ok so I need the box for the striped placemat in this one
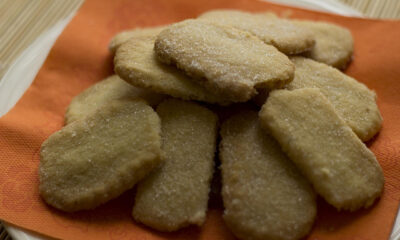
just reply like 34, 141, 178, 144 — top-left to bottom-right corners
0, 0, 399, 239
340, 0, 400, 18
0, 0, 83, 82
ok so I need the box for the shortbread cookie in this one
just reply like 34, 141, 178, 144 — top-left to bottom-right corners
114, 36, 231, 105
220, 111, 316, 240
65, 75, 165, 124
198, 10, 315, 55
292, 20, 353, 69
109, 25, 165, 53
155, 19, 294, 102
133, 99, 218, 231
259, 89, 384, 211
39, 99, 162, 212
287, 57, 382, 141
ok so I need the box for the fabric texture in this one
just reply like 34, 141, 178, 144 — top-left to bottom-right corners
0, 0, 399, 239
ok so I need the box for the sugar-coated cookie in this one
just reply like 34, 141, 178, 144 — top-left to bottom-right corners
109, 25, 165, 53
259, 89, 384, 211
65, 75, 165, 124
199, 10, 315, 55
220, 110, 316, 240
40, 99, 162, 212
287, 57, 382, 141
133, 99, 218, 231
292, 20, 353, 69
114, 36, 231, 105
155, 19, 294, 102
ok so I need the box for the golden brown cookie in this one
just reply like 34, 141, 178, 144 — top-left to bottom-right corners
292, 20, 353, 69
65, 75, 165, 124
287, 57, 382, 141
198, 10, 315, 55
220, 110, 316, 240
133, 99, 218, 231
114, 36, 231, 105
109, 25, 166, 53
155, 19, 294, 102
259, 88, 384, 211
40, 99, 162, 212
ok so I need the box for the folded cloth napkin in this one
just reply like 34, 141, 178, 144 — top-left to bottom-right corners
0, 0, 399, 239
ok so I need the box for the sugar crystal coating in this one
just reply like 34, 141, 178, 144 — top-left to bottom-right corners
40, 99, 162, 212
259, 88, 384, 211
292, 20, 353, 69
220, 110, 316, 240
287, 57, 382, 141
114, 36, 231, 105
133, 99, 218, 231
65, 75, 165, 124
109, 25, 166, 53
155, 19, 294, 102
199, 10, 315, 55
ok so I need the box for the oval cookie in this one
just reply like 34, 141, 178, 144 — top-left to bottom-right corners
259, 89, 384, 211
287, 57, 382, 141
114, 36, 231, 105
292, 20, 353, 69
65, 75, 165, 124
155, 19, 294, 102
133, 99, 218, 231
109, 25, 166, 53
220, 111, 316, 240
198, 9, 315, 55
39, 99, 162, 212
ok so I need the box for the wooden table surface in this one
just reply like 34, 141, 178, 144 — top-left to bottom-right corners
0, 0, 399, 239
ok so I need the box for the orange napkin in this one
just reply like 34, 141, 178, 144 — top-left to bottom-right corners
0, 0, 400, 239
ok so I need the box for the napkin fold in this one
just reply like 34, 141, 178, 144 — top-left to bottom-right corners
0, 0, 399, 239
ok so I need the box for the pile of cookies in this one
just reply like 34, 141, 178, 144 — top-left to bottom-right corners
39, 10, 384, 240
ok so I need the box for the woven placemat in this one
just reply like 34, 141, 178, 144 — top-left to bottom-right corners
0, 0, 399, 239
340, 0, 400, 18
0, 0, 83, 82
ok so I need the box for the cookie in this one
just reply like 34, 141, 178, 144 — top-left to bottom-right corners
39, 99, 162, 212
114, 36, 231, 105
133, 99, 218, 231
220, 111, 316, 240
287, 57, 382, 141
259, 88, 384, 211
198, 10, 315, 55
109, 25, 165, 53
65, 75, 165, 124
292, 20, 353, 69
155, 19, 294, 102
